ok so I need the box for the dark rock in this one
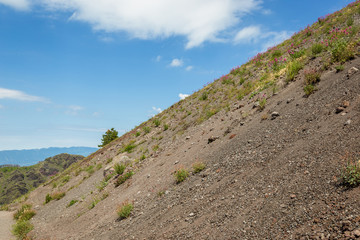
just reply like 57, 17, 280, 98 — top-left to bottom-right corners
208, 136, 219, 144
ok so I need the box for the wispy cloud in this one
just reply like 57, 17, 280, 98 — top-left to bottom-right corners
152, 106, 162, 113
185, 66, 193, 71
65, 105, 83, 115
0, 0, 30, 11
60, 126, 107, 133
155, 55, 162, 62
0, 87, 49, 103
170, 58, 183, 67
234, 25, 293, 51
179, 93, 189, 100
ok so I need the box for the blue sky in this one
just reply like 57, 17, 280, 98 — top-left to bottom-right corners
0, 0, 353, 150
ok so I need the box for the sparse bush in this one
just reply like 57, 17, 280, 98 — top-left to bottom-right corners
98, 128, 118, 147
163, 124, 169, 131
67, 199, 78, 207
304, 69, 321, 85
14, 204, 32, 220
286, 60, 303, 82
311, 43, 323, 55
106, 158, 113, 164
331, 39, 354, 63
347, 17, 354, 26
12, 220, 34, 240
62, 175, 70, 184
117, 202, 133, 219
193, 162, 205, 173
97, 180, 108, 191
51, 191, 66, 201
341, 159, 360, 187
114, 163, 126, 175
96, 164, 102, 170
115, 171, 134, 187
140, 154, 146, 161
121, 141, 137, 153
135, 131, 141, 137
174, 168, 189, 183
85, 165, 95, 175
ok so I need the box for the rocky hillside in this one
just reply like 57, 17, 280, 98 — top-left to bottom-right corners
0, 153, 84, 205
10, 1, 360, 239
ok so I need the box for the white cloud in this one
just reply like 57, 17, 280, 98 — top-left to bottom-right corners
170, 58, 183, 67
186, 66, 193, 71
234, 25, 261, 43
152, 106, 162, 114
234, 25, 293, 51
99, 36, 114, 42
0, 87, 49, 102
66, 105, 83, 115
0, 0, 30, 11
179, 93, 189, 100
18, 0, 261, 48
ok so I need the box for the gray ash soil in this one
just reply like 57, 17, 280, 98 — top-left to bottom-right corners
26, 56, 360, 239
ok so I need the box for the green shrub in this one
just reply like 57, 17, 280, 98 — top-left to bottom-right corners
85, 165, 95, 175
97, 180, 108, 191
341, 160, 360, 187
135, 131, 141, 137
163, 124, 169, 131
331, 39, 354, 63
303, 84, 316, 96
62, 175, 70, 183
153, 119, 161, 127
347, 17, 354, 26
115, 171, 134, 187
45, 193, 52, 204
290, 49, 305, 59
117, 202, 133, 219
67, 199, 78, 207
12, 220, 34, 239
200, 92, 208, 101
286, 60, 303, 82
143, 126, 151, 134
311, 43, 323, 55
114, 163, 126, 175
89, 198, 100, 209
271, 49, 282, 59
174, 168, 189, 183
193, 162, 205, 173
98, 128, 118, 147
140, 154, 146, 161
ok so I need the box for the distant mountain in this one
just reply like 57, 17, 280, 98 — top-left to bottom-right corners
0, 153, 84, 205
0, 147, 98, 166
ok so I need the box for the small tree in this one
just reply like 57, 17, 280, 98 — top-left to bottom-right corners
98, 128, 118, 147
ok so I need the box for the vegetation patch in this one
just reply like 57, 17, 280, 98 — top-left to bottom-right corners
341, 158, 360, 187
115, 171, 134, 187
12, 204, 36, 240
192, 162, 205, 173
117, 202, 133, 220
174, 168, 189, 183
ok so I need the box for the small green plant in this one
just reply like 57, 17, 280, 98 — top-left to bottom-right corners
140, 154, 146, 161
347, 17, 354, 26
89, 198, 100, 209
135, 131, 141, 137
97, 180, 108, 191
258, 97, 266, 111
85, 165, 95, 175
121, 141, 137, 153
117, 202, 133, 220
14, 204, 33, 220
174, 168, 189, 183
45, 193, 52, 204
163, 124, 169, 131
143, 126, 151, 134
311, 43, 323, 55
341, 160, 360, 187
96, 163, 102, 170
115, 171, 134, 187
106, 158, 113, 164
152, 145, 159, 152
153, 118, 161, 127
114, 163, 126, 175
303, 84, 316, 96
286, 60, 303, 82
158, 191, 165, 197
192, 162, 205, 173
62, 175, 70, 184
335, 65, 345, 72
67, 199, 78, 207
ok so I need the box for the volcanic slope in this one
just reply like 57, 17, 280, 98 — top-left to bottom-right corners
13, 2, 360, 239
